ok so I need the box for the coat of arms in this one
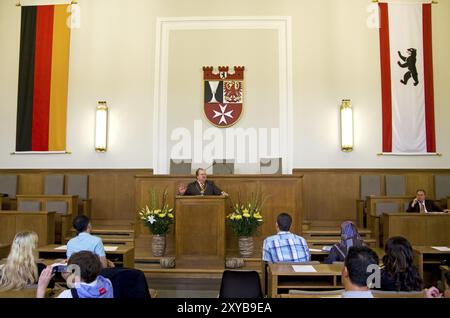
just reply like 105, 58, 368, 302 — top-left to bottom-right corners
203, 66, 244, 127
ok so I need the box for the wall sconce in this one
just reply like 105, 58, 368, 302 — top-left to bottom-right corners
95, 101, 108, 152
340, 99, 353, 152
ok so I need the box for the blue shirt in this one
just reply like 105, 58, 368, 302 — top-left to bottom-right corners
67, 232, 106, 258
262, 231, 310, 263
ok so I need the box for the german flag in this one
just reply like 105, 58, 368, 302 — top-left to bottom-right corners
16, 5, 71, 152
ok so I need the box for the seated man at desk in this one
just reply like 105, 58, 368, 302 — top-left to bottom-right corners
262, 213, 310, 263
177, 168, 228, 196
67, 215, 114, 269
406, 189, 447, 213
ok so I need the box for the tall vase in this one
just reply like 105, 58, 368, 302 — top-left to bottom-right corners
152, 234, 166, 257
238, 236, 254, 258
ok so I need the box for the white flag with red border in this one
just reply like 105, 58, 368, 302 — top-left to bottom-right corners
379, 1, 436, 153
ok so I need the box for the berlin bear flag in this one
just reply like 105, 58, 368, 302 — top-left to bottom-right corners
379, 2, 436, 154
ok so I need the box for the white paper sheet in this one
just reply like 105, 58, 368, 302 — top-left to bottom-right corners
54, 245, 67, 250
104, 246, 119, 252
292, 265, 317, 273
431, 246, 450, 252
309, 249, 323, 252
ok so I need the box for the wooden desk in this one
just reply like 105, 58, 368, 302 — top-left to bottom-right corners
267, 263, 343, 298
309, 246, 385, 263
382, 213, 450, 246
0, 211, 55, 247
366, 196, 412, 246
38, 244, 135, 268
175, 196, 226, 265
16, 195, 78, 243
413, 246, 450, 288
261, 247, 384, 296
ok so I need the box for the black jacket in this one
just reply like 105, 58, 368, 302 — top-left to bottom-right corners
100, 268, 151, 299
406, 200, 443, 213
184, 180, 223, 196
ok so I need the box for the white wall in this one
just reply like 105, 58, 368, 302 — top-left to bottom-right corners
0, 0, 449, 170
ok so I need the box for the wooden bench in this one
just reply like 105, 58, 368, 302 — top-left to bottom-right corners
16, 195, 78, 243
303, 229, 372, 240
307, 238, 377, 248
64, 227, 135, 246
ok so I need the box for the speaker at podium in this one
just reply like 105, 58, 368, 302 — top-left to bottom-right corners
212, 159, 234, 175
170, 159, 192, 175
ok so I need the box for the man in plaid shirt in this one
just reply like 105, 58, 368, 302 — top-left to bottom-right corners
262, 213, 310, 263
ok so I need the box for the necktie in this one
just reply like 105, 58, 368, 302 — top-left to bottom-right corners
419, 202, 425, 213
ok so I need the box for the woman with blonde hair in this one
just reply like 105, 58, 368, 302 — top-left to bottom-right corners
0, 231, 49, 291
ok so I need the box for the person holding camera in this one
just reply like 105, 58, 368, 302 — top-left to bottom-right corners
37, 251, 113, 298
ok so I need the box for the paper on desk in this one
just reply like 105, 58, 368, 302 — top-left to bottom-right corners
292, 265, 317, 273
104, 246, 119, 252
431, 246, 450, 252
309, 248, 322, 252
54, 245, 67, 250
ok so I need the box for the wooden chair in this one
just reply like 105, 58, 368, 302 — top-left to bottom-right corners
357, 175, 381, 227
260, 158, 282, 174
0, 287, 52, 298
385, 175, 406, 196
0, 174, 18, 210
44, 175, 65, 195
170, 159, 192, 175
67, 175, 91, 218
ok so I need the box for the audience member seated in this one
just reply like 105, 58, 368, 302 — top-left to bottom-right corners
262, 212, 310, 263
324, 221, 364, 264
67, 215, 114, 268
425, 271, 450, 298
378, 236, 423, 292
37, 251, 113, 298
341, 246, 379, 298
406, 189, 444, 213
0, 231, 54, 291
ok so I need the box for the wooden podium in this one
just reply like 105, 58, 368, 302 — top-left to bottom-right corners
175, 196, 226, 266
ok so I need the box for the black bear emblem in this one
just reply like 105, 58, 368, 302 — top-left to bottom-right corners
398, 48, 419, 86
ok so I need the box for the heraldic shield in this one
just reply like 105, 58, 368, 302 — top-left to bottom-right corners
203, 66, 244, 128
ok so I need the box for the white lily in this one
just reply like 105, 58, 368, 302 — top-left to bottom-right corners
148, 215, 156, 224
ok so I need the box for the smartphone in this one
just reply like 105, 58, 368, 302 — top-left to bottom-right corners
51, 265, 68, 274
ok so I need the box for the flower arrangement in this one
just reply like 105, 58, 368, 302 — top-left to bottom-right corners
139, 188, 174, 235
226, 189, 267, 237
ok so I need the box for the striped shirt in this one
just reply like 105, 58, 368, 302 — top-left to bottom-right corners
262, 231, 310, 263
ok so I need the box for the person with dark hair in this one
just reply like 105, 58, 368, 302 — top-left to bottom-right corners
262, 213, 310, 263
66, 215, 114, 268
324, 221, 365, 264
406, 189, 445, 213
342, 246, 379, 298
378, 236, 423, 292
177, 168, 228, 196
425, 271, 450, 298
37, 251, 114, 298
